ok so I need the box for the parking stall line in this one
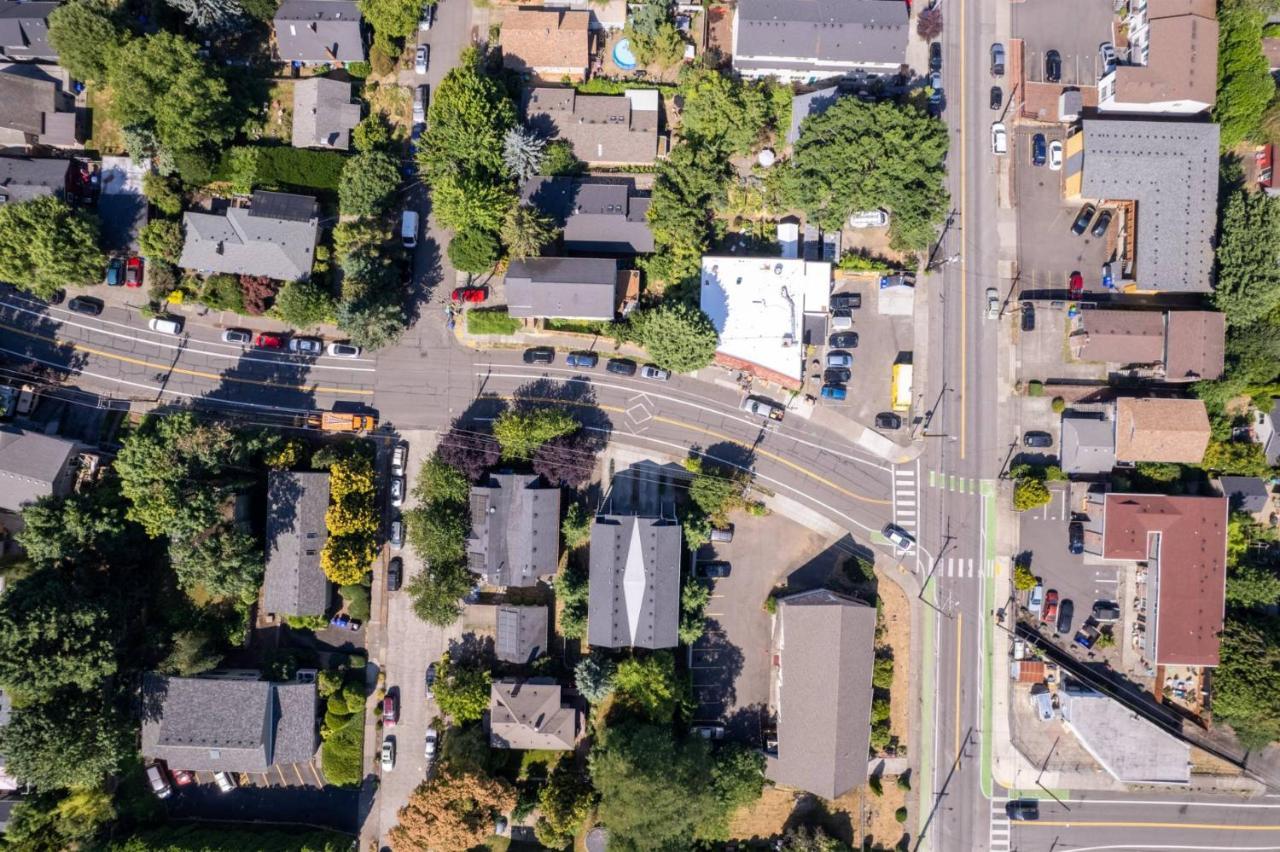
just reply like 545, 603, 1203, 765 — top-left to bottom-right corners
274, 765, 288, 786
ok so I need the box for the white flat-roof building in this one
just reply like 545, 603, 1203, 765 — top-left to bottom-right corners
1059, 686, 1190, 785
700, 255, 832, 387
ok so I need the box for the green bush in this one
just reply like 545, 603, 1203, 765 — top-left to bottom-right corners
466, 307, 522, 335
1050, 396, 1066, 414
200, 273, 245, 312
217, 146, 346, 193
868, 774, 883, 796
763, 594, 777, 614
284, 614, 329, 631
347, 61, 372, 78
895, 807, 908, 823
320, 714, 364, 787
1013, 477, 1051, 512
1027, 380, 1044, 397
340, 583, 371, 622
447, 228, 501, 274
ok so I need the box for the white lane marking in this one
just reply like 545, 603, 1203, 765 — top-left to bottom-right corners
967, 559, 974, 578
1063, 800, 1280, 810
1062, 846, 1280, 852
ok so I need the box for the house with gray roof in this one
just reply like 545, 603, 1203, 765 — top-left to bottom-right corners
291, 77, 360, 150
1258, 399, 1280, 466
0, 68, 78, 146
587, 512, 682, 649
732, 0, 910, 83
263, 471, 330, 618
1060, 416, 1117, 477
767, 589, 877, 799
521, 177, 654, 254
0, 2, 57, 62
467, 473, 560, 588
505, 257, 620, 320
179, 191, 319, 282
1068, 119, 1219, 293
0, 425, 78, 513
787, 85, 841, 145
273, 0, 365, 64
0, 155, 68, 203
486, 679, 582, 751
524, 88, 660, 166
1217, 476, 1271, 522
496, 605, 549, 664
140, 674, 317, 772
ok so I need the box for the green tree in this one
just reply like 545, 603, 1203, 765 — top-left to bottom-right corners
1203, 439, 1270, 477
138, 219, 184, 264
554, 560, 590, 639
707, 744, 766, 835
358, 0, 426, 43
0, 196, 104, 299
169, 525, 263, 600
0, 695, 132, 789
417, 46, 516, 186
534, 761, 597, 849
352, 112, 393, 152
107, 31, 236, 153
677, 68, 785, 156
561, 502, 592, 549
1212, 612, 1280, 748
1215, 3, 1276, 148
541, 140, 584, 177
47, 0, 124, 82
1226, 514, 1280, 608
339, 151, 401, 216
679, 580, 711, 645
17, 490, 128, 566
573, 653, 616, 704
492, 408, 579, 461
782, 97, 949, 251
446, 228, 501, 274
335, 294, 408, 351
432, 173, 515, 232
273, 278, 337, 327
433, 652, 491, 723
501, 202, 557, 260
627, 302, 719, 372
1013, 562, 1038, 591
645, 143, 730, 286
1012, 477, 1051, 512
142, 173, 185, 216
614, 651, 682, 723
161, 627, 224, 676
777, 827, 853, 852
1214, 189, 1280, 328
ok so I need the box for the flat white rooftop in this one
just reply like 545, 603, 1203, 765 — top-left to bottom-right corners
1060, 688, 1190, 785
700, 255, 831, 383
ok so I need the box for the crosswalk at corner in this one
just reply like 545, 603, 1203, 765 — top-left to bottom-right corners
989, 802, 1011, 852
892, 465, 918, 534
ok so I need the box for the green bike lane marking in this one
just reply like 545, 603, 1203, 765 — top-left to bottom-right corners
918, 573, 936, 842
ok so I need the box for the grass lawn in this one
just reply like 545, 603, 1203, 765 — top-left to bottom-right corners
466, 308, 522, 336
87, 83, 125, 154
544, 318, 616, 336
261, 80, 295, 142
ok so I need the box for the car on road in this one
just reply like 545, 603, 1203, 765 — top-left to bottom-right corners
820, 384, 847, 401
1031, 133, 1046, 167
391, 442, 407, 476
425, 663, 437, 697
1041, 589, 1059, 625
380, 739, 395, 772
414, 44, 429, 74
1045, 49, 1062, 83
1007, 800, 1039, 821
390, 477, 405, 508
1049, 140, 1063, 170
1101, 262, 1114, 290
67, 296, 104, 316
640, 365, 670, 381
929, 70, 943, 92
693, 725, 726, 740
929, 41, 942, 72
985, 287, 1000, 320
125, 256, 144, 287
824, 367, 851, 384
451, 287, 487, 303
425, 730, 438, 760
390, 518, 404, 548
382, 693, 398, 727
848, 209, 889, 228
882, 524, 915, 552
928, 87, 943, 116
289, 337, 323, 355
710, 525, 734, 542
146, 762, 172, 799
695, 561, 731, 579
1056, 598, 1075, 634
1021, 301, 1035, 332
1029, 584, 1045, 617
830, 292, 861, 310
105, 256, 124, 286
213, 771, 236, 793
990, 42, 1005, 75
1092, 601, 1121, 622
1090, 209, 1113, 238
829, 332, 859, 348
742, 396, 785, 420
990, 86, 1002, 111
566, 351, 598, 368
830, 311, 853, 331
1069, 271, 1084, 297
256, 332, 285, 350
991, 122, 1007, 155
413, 86, 427, 123
419, 3, 433, 29
387, 556, 403, 591
826, 352, 853, 368
1099, 41, 1117, 75
607, 358, 637, 376
328, 342, 362, 358
149, 316, 183, 335
875, 412, 902, 430
1071, 204, 1096, 236
402, 209, 419, 249
524, 347, 554, 365
1023, 430, 1053, 448
223, 328, 252, 345
1068, 521, 1084, 555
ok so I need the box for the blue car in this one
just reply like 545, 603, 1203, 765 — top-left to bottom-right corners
104, 256, 124, 286
820, 385, 847, 401
566, 351, 598, 368
1031, 133, 1047, 167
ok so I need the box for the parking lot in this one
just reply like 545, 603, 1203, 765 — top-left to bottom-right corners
1016, 301, 1108, 387
183, 762, 326, 790
1013, 0, 1117, 87
165, 772, 359, 833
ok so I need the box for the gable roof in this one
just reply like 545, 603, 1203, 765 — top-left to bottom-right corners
0, 155, 67, 203
734, 0, 909, 76
1078, 120, 1218, 293
487, 679, 581, 750
140, 674, 317, 772
521, 177, 655, 254
1114, 397, 1210, 464
787, 86, 841, 145
179, 191, 319, 282
766, 589, 877, 799
0, 1, 57, 61
263, 471, 331, 617
466, 473, 561, 588
525, 88, 659, 165
1073, 310, 1165, 365
587, 514, 682, 649
274, 0, 364, 62
1060, 417, 1117, 476
505, 256, 619, 320
0, 70, 76, 145
1218, 476, 1269, 516
495, 605, 549, 664
1102, 494, 1227, 666
1112, 1, 1217, 110
501, 8, 590, 75
291, 77, 360, 149
1164, 311, 1225, 381
0, 425, 76, 512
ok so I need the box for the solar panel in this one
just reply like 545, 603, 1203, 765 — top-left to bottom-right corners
497, 608, 520, 658
249, 190, 317, 222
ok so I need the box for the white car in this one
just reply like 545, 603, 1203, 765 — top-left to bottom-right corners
289, 337, 323, 355
1048, 140, 1063, 171
882, 524, 915, 552
148, 316, 183, 335
415, 44, 429, 74
418, 3, 433, 30
425, 730, 438, 759
991, 122, 1007, 155
986, 287, 1000, 320
390, 477, 405, 508
222, 328, 252, 345
213, 771, 236, 793
1099, 41, 1117, 76
391, 443, 407, 477
380, 739, 395, 772
826, 352, 853, 368
848, 209, 889, 229
1028, 583, 1044, 616
830, 311, 853, 331
640, 365, 670, 381
327, 341, 362, 358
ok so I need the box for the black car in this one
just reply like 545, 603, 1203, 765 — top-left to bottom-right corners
606, 358, 637, 376
1090, 209, 1113, 238
48, 289, 65, 305
875, 412, 902, 430
1031, 133, 1047, 167
1092, 601, 1121, 622
566, 351, 598, 368
523, 346, 554, 365
824, 367, 851, 384
386, 557, 403, 592
1056, 598, 1075, 634
830, 292, 862, 310
929, 41, 942, 72
1045, 49, 1062, 83
1007, 800, 1040, 821
1021, 301, 1035, 332
829, 332, 859, 348
695, 561, 731, 579
990, 86, 1003, 111
1068, 521, 1084, 555
1071, 204, 1096, 236
425, 662, 437, 697
67, 296, 103, 316
1023, 430, 1052, 448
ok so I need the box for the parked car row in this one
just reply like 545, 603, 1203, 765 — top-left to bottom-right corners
535, 347, 670, 380
221, 328, 363, 358
105, 256, 144, 287
146, 760, 233, 798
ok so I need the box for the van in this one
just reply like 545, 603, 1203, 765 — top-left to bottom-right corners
401, 210, 419, 248
149, 316, 183, 335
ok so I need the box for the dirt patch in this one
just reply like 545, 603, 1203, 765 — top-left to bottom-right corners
262, 80, 294, 142
87, 83, 125, 154
878, 572, 911, 747
726, 782, 909, 848
726, 785, 801, 841
365, 80, 412, 135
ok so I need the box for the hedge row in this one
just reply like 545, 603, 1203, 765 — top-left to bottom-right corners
215, 146, 346, 193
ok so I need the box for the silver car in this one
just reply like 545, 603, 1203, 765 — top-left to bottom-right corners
415, 44, 429, 74
289, 336, 323, 355
222, 328, 252, 345
390, 477, 405, 508
985, 288, 1000, 320
380, 739, 395, 772
390, 518, 404, 548
882, 523, 915, 552
826, 351, 853, 368
640, 365, 670, 381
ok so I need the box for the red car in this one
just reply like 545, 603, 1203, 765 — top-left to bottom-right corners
171, 768, 194, 786
382, 694, 398, 727
255, 332, 285, 350
451, 287, 487, 304
1041, 589, 1059, 626
1068, 271, 1083, 297
125, 257, 144, 287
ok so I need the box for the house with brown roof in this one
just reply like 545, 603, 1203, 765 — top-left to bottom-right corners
1114, 397, 1210, 465
524, 87, 660, 166
1088, 493, 1227, 667
501, 8, 590, 80
485, 679, 582, 751
1071, 309, 1224, 381
1100, 0, 1217, 115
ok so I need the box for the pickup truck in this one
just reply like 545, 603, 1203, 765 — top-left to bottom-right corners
741, 396, 785, 421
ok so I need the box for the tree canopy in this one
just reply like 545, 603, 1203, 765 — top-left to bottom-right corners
432, 652, 491, 723
417, 47, 516, 187
0, 694, 132, 789
1213, 611, 1280, 748
390, 766, 515, 852
493, 407, 579, 461
501, 202, 557, 261
358, 0, 428, 44
644, 143, 731, 286
339, 151, 402, 216
1213, 189, 1280, 328
1215, 2, 1276, 148
446, 228, 501, 274
627, 302, 719, 373
613, 651, 684, 723
677, 68, 789, 156
47, 0, 124, 82
0, 196, 104, 299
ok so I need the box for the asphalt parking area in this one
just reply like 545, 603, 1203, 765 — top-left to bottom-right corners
166, 766, 358, 834
1014, 0, 1116, 87
816, 273, 913, 428
187, 761, 325, 791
